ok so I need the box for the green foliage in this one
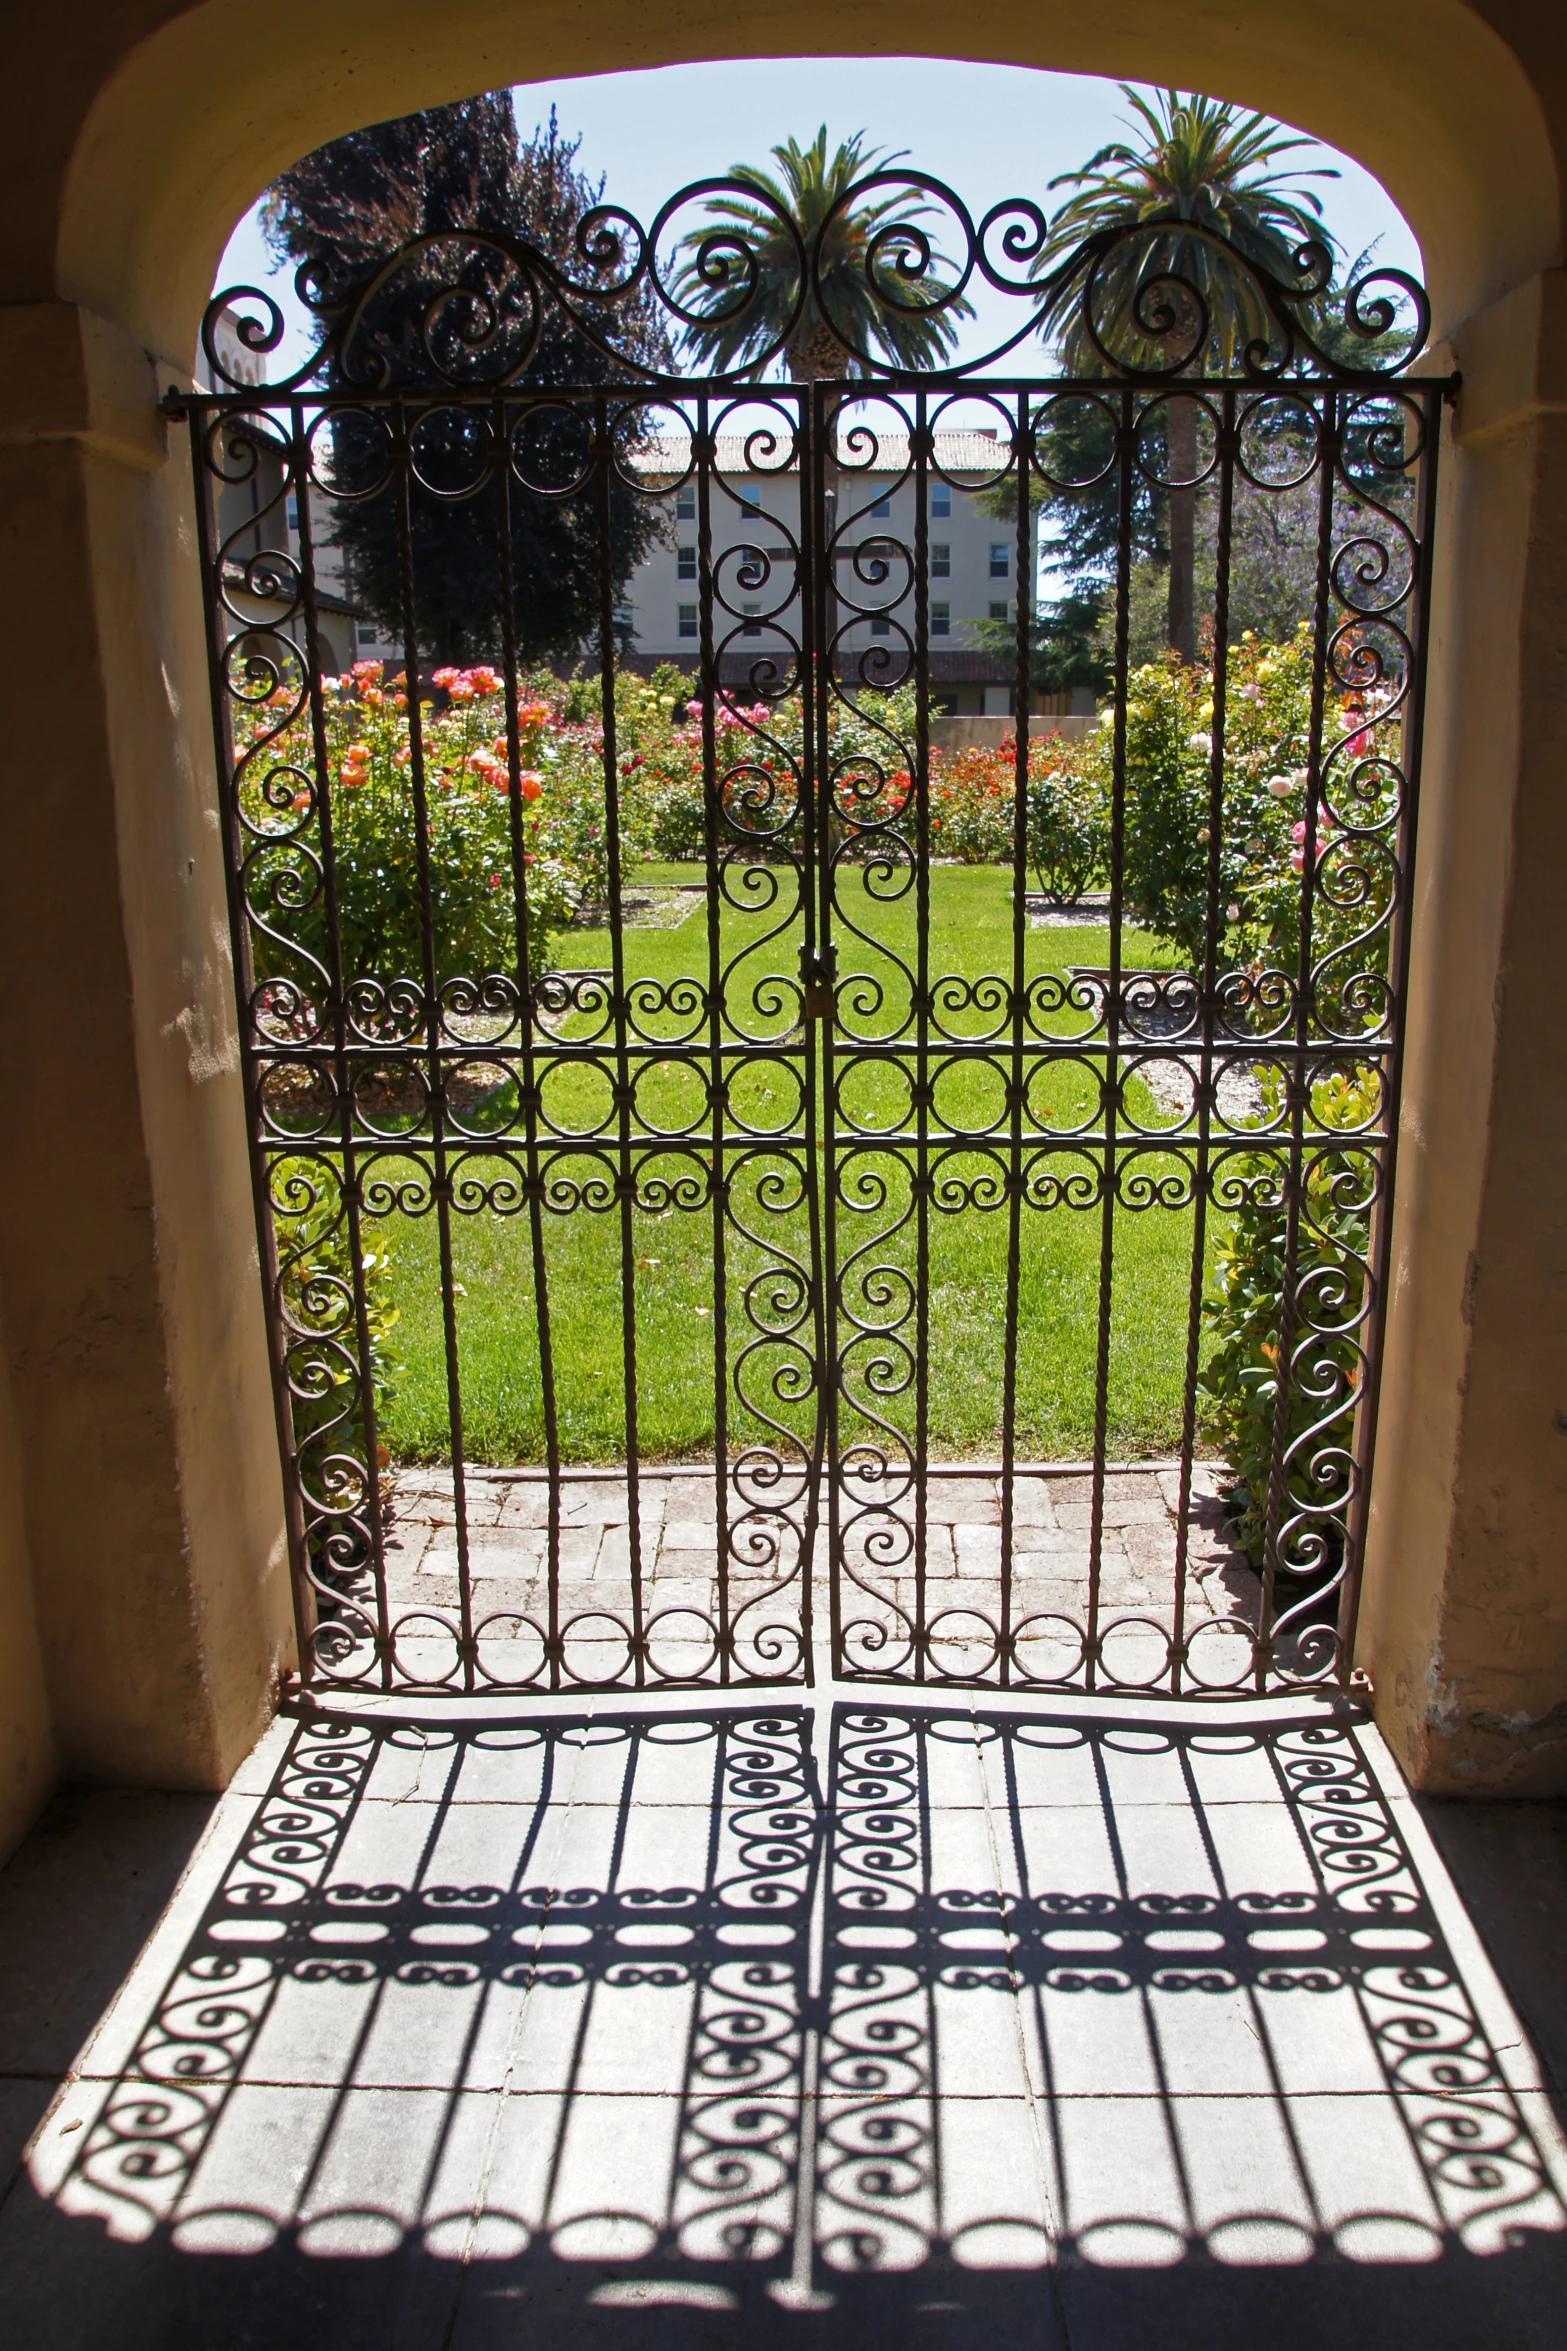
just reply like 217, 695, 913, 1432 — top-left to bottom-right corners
1027, 749, 1106, 903
1197, 1065, 1378, 1566
263, 100, 668, 663
1031, 87, 1341, 374
238, 663, 588, 991
275, 1156, 402, 1516
672, 128, 972, 380
1067, 628, 1393, 978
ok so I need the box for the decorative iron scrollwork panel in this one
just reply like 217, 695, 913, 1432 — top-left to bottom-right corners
177, 180, 1446, 1698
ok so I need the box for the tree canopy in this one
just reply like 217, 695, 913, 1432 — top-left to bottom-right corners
263, 96, 669, 666
672, 128, 972, 381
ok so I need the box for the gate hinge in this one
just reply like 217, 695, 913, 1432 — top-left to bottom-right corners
799, 944, 837, 1023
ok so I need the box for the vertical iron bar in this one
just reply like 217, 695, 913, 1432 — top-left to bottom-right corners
696, 403, 731, 1681
796, 387, 824, 1687
814, 382, 843, 1675
1170, 386, 1235, 1695
1000, 387, 1032, 1688
1086, 388, 1136, 1690
290, 404, 391, 1686
391, 396, 475, 1689
913, 395, 930, 1682
1260, 388, 1340, 1689
1337, 386, 1443, 1670
492, 395, 564, 1690
186, 403, 316, 1675
594, 392, 647, 1687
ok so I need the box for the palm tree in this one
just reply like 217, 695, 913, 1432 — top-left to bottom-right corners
1032, 89, 1340, 659
673, 127, 972, 382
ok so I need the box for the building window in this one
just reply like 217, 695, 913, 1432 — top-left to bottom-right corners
931, 602, 951, 637
989, 543, 1010, 577
931, 543, 951, 579
678, 603, 698, 639
676, 484, 696, 520
989, 601, 1009, 622
356, 622, 378, 645
739, 487, 763, 522
870, 493, 891, 518
742, 602, 762, 637
286, 499, 300, 532
931, 482, 952, 518
677, 545, 696, 579
870, 615, 891, 636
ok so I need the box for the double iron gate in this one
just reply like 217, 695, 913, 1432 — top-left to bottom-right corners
177, 180, 1445, 1699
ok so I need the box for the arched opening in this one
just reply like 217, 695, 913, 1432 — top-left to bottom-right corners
1, 1, 1563, 1839
176, 81, 1450, 1705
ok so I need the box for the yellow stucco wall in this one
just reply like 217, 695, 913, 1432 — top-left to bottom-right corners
2, 2, 1566, 1847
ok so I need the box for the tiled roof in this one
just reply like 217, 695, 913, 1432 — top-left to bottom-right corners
629, 429, 1011, 480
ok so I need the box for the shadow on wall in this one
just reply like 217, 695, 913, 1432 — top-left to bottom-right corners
1, 1702, 1564, 2349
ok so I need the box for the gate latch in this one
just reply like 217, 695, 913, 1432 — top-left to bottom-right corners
799, 944, 837, 1024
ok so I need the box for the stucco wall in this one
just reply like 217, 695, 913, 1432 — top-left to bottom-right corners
1, 2, 1565, 1841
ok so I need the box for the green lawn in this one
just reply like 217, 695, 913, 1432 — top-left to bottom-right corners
373, 862, 1218, 1465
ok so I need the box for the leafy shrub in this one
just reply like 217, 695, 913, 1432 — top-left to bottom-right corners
1027, 741, 1106, 903
1197, 1063, 1379, 1574
1067, 629, 1398, 984
274, 1156, 402, 1581
237, 661, 588, 992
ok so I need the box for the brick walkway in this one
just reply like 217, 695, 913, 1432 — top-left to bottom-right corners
383, 1462, 1264, 1685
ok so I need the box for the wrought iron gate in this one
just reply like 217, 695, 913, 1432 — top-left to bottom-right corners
176, 177, 1446, 1701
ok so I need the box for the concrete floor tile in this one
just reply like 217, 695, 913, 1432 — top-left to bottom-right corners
325, 1794, 449, 1894
1251, 1980, 1386, 2096
352, 1973, 489, 2092
1021, 1978, 1163, 2100
1178, 1731, 1292, 1809
1107, 1804, 1222, 1903
239, 1967, 381, 2090
168, 2080, 335, 2251
7, 1699, 1567, 2348
544, 2090, 685, 2255
1092, 1729, 1194, 1809
1200, 1800, 1316, 1901
449, 1727, 561, 1808
0, 2078, 55, 2193
982, 1723, 1103, 1811
1144, 1986, 1279, 2098
296, 2084, 464, 2254
1284, 2089, 1444, 2253
936, 2096, 1057, 2268
1051, 2092, 1189, 2261
928, 1973, 1034, 2098
1168, 2093, 1317, 2262
815, 2093, 938, 2270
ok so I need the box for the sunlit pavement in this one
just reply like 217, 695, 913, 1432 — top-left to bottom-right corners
1, 1679, 1564, 2349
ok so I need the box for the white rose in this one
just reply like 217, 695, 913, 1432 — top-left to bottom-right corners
1190, 731, 1212, 755
1267, 774, 1292, 798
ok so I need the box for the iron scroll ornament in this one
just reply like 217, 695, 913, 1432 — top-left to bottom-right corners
199, 180, 1434, 397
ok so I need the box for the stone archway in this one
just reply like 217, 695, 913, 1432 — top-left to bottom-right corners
1, 2, 1565, 1850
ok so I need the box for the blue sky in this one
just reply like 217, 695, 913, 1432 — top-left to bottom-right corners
213, 55, 1421, 377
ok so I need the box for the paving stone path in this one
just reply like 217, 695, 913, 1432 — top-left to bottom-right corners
383, 1461, 1266, 1683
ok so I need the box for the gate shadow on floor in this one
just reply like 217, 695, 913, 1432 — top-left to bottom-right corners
1, 1699, 1563, 2350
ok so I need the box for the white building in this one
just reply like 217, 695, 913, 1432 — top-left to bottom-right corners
622, 427, 1044, 716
